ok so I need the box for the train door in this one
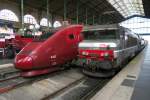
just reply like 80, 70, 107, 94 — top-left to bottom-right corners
67, 32, 78, 55
66, 27, 81, 61
55, 25, 82, 64
118, 28, 125, 49
119, 28, 126, 64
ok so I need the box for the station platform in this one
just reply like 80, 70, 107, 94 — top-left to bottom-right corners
0, 59, 13, 69
91, 45, 148, 100
131, 44, 150, 100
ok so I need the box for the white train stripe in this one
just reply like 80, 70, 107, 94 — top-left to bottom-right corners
79, 42, 117, 48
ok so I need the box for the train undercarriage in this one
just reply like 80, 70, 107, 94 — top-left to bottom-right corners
79, 59, 116, 77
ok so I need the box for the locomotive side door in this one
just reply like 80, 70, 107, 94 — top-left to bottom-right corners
119, 28, 126, 63
120, 28, 126, 49
67, 33, 78, 55
54, 25, 82, 64
66, 28, 81, 60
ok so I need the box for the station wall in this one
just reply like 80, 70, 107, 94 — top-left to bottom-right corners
0, 0, 46, 24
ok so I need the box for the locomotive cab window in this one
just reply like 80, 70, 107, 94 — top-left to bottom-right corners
68, 34, 75, 40
82, 29, 118, 40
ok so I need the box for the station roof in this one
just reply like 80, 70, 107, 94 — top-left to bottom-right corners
107, 0, 144, 18
7, 0, 150, 24
143, 0, 150, 18
83, 24, 120, 31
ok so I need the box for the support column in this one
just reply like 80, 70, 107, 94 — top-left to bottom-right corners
47, 0, 50, 28
93, 14, 95, 25
64, 0, 67, 21
76, 0, 79, 24
85, 8, 88, 25
21, 0, 24, 34
51, 13, 54, 27
37, 9, 42, 25
98, 15, 101, 24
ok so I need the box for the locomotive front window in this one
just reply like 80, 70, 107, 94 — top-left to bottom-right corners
82, 30, 117, 40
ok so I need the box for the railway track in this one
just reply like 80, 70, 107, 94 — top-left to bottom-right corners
0, 67, 21, 82
0, 76, 28, 93
41, 76, 86, 100
42, 77, 110, 100
0, 67, 110, 100
0, 67, 80, 94
81, 78, 109, 100
0, 67, 31, 94
0, 68, 59, 94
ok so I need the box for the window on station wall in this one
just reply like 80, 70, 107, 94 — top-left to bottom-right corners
24, 14, 37, 24
53, 21, 62, 28
120, 17, 150, 34
40, 18, 52, 27
0, 9, 19, 22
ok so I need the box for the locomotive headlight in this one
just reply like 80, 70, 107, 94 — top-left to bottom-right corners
82, 51, 89, 55
104, 52, 109, 57
100, 53, 104, 56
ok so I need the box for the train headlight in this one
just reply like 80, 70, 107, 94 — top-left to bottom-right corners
104, 52, 109, 57
100, 53, 104, 56
82, 51, 89, 56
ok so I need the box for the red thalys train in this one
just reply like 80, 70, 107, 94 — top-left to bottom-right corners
78, 24, 146, 77
0, 34, 33, 59
14, 25, 83, 77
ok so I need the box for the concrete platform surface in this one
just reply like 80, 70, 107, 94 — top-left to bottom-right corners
91, 47, 146, 100
0, 59, 14, 69
131, 45, 150, 100
0, 63, 14, 69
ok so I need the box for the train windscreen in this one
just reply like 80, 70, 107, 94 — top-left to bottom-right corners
82, 30, 117, 40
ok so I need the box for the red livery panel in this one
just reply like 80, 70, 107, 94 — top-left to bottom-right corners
13, 35, 33, 51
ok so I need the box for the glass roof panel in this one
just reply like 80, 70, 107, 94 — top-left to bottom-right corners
0, 9, 19, 22
120, 17, 150, 34
107, 0, 144, 18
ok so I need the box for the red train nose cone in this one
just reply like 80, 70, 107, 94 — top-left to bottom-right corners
15, 55, 33, 70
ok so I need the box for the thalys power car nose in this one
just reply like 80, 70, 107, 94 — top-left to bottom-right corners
15, 55, 33, 70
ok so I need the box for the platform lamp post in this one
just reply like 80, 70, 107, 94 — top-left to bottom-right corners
51, 13, 53, 27
76, 0, 79, 24
47, 0, 50, 29
21, 0, 24, 35
63, 0, 67, 21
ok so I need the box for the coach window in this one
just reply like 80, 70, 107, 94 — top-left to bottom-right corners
69, 34, 75, 40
